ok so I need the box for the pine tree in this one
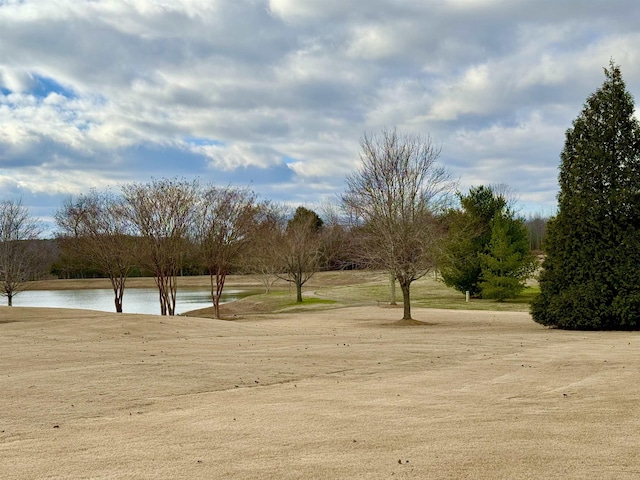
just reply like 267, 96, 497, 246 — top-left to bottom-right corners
531, 62, 640, 329
479, 213, 537, 301
441, 185, 507, 297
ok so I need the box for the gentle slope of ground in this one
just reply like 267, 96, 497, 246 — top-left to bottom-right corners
2, 300, 640, 479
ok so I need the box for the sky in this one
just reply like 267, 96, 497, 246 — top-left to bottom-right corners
1, 0, 639, 234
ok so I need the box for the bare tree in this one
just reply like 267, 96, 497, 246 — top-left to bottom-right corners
343, 128, 454, 320
318, 199, 357, 271
525, 213, 548, 252
55, 190, 137, 313
196, 185, 258, 319
0, 199, 43, 306
122, 178, 199, 316
274, 206, 324, 303
246, 202, 288, 294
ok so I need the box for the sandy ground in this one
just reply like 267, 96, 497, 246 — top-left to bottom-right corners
2, 305, 640, 479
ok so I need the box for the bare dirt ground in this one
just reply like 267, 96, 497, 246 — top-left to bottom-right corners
2, 304, 640, 479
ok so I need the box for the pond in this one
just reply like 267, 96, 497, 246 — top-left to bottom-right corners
11, 287, 251, 315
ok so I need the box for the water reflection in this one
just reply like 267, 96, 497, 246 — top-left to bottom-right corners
12, 288, 248, 315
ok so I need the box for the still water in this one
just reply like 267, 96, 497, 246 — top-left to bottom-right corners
12, 288, 248, 315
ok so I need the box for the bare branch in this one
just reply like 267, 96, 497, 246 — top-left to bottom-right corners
342, 128, 455, 319
55, 190, 137, 313
0, 199, 43, 306
122, 178, 200, 316
195, 185, 258, 318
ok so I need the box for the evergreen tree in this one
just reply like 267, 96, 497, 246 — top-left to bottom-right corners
479, 213, 537, 301
441, 185, 507, 297
288, 206, 323, 232
531, 62, 640, 329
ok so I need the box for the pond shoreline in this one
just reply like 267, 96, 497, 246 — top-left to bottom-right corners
12, 285, 259, 316
26, 274, 267, 291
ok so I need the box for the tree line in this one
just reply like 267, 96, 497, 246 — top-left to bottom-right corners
5, 61, 637, 331
51, 181, 336, 318
1, 130, 541, 320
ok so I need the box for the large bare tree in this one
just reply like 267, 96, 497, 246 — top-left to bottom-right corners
196, 185, 258, 319
343, 128, 454, 320
0, 199, 42, 306
122, 178, 199, 316
55, 190, 137, 313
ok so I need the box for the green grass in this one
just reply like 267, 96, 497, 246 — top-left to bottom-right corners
229, 271, 537, 316
185, 270, 540, 319
317, 273, 536, 312
278, 297, 338, 313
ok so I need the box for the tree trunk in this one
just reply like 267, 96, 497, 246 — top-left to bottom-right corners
159, 289, 167, 316
211, 268, 227, 320
389, 272, 397, 305
156, 275, 169, 315
168, 274, 176, 316
296, 277, 303, 303
155, 272, 164, 315
400, 281, 412, 320
116, 280, 124, 313
111, 277, 124, 313
7, 292, 13, 307
155, 268, 178, 316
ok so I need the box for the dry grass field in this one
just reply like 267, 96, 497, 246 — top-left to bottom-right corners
2, 273, 640, 478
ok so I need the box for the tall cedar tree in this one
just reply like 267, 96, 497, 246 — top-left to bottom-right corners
531, 63, 640, 329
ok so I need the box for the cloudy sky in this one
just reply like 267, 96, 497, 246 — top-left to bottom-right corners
1, 0, 639, 232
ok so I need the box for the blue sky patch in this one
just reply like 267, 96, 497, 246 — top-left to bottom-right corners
183, 137, 225, 147
30, 74, 77, 100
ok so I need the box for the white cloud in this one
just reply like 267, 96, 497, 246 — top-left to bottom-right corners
193, 142, 282, 171
1, 0, 639, 222
0, 165, 114, 196
0, 67, 36, 93
446, 0, 506, 6
268, 0, 350, 21
346, 24, 401, 60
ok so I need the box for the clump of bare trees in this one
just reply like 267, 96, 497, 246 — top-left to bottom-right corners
195, 186, 258, 319
524, 213, 548, 252
342, 128, 455, 320
55, 180, 287, 317
57, 179, 202, 316
122, 178, 200, 316
56, 190, 137, 313
0, 199, 43, 306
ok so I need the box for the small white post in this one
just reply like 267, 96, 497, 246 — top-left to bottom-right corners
465, 291, 470, 303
